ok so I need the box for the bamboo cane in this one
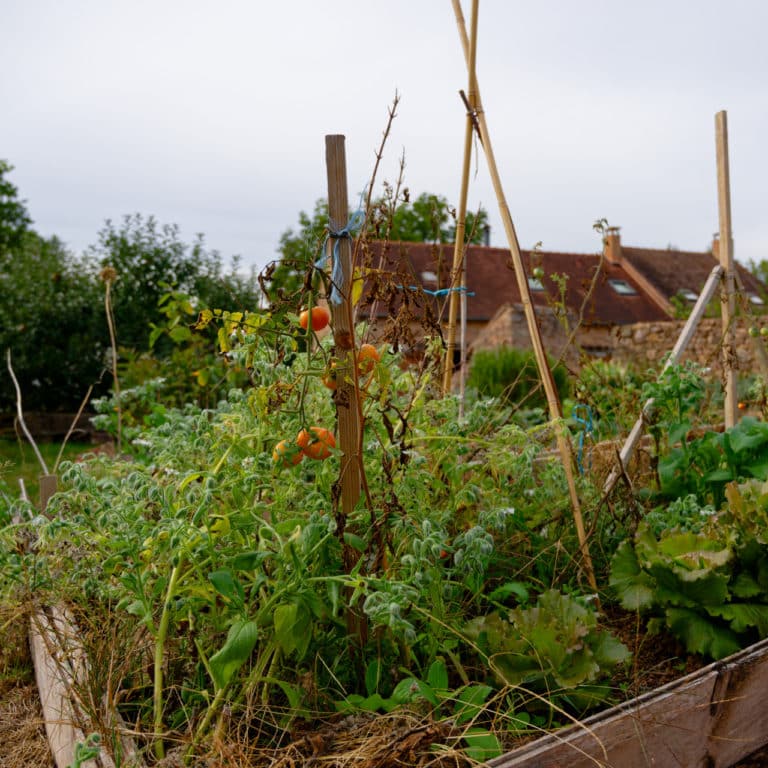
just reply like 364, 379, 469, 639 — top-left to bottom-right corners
451, 0, 597, 592
715, 110, 739, 429
443, 0, 479, 395
325, 135, 361, 516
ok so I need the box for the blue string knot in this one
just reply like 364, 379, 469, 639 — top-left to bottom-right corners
572, 404, 593, 476
315, 204, 366, 305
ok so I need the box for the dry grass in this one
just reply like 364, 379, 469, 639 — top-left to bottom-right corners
0, 605, 53, 768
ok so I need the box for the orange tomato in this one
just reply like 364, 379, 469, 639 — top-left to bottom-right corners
297, 427, 336, 460
272, 439, 303, 467
321, 362, 338, 390
357, 343, 380, 374
299, 306, 330, 332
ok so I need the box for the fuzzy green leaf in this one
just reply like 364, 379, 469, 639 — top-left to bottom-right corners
273, 601, 311, 659
426, 659, 449, 693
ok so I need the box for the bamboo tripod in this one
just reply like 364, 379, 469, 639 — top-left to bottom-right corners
449, 0, 597, 592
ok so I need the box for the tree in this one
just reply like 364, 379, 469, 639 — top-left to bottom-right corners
751, 260, 768, 300
388, 192, 489, 245
0, 160, 33, 254
85, 214, 261, 353
0, 232, 106, 411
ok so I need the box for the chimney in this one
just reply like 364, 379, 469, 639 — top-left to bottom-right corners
711, 233, 719, 258
483, 223, 491, 247
603, 226, 622, 265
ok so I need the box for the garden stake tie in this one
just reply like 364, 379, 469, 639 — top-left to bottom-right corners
452, 0, 597, 592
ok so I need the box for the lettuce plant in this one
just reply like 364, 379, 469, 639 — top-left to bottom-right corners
611, 479, 768, 660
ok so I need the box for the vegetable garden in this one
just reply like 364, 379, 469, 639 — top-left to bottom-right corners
3, 5, 768, 766
3, 208, 768, 765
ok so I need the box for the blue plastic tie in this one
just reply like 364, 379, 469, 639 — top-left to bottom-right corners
315, 200, 366, 305
399, 284, 476, 298
572, 404, 593, 476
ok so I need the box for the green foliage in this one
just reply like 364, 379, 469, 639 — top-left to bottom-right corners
467, 346, 571, 412
573, 361, 646, 439
387, 192, 488, 245
610, 479, 768, 660
0, 196, 261, 411
85, 214, 261, 353
0, 160, 32, 253
0, 232, 106, 411
464, 590, 629, 711
657, 417, 768, 506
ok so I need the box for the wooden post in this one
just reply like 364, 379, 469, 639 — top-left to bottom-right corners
39, 474, 58, 513
451, 0, 597, 592
325, 135, 361, 517
715, 110, 739, 429
443, 0, 479, 395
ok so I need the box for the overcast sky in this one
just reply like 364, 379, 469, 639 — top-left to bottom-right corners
3, 1, 767, 273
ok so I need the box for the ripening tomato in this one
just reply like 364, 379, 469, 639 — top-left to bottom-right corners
299, 306, 330, 332
272, 439, 303, 467
357, 343, 381, 374
321, 362, 338, 390
297, 427, 336, 460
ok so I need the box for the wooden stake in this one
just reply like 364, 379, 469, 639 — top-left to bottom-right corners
451, 0, 597, 592
443, 0, 479, 395
325, 135, 361, 516
715, 110, 739, 429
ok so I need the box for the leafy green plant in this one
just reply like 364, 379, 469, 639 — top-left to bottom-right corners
657, 417, 768, 506
611, 479, 768, 660
464, 590, 629, 712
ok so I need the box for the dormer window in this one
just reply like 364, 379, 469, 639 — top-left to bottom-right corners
420, 270, 438, 284
678, 289, 699, 302
607, 279, 637, 296
749, 294, 765, 306
528, 276, 545, 292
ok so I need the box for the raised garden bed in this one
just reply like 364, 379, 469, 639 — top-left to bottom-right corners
491, 636, 768, 767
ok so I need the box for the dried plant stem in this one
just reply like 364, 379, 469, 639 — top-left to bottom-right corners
104, 278, 122, 454
6, 349, 49, 475
54, 383, 94, 473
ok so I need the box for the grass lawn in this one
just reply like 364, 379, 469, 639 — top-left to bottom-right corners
0, 438, 94, 509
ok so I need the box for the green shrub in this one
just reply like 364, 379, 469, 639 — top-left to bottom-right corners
467, 346, 570, 410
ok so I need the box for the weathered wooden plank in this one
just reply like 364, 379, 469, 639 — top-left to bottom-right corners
31, 604, 144, 768
489, 637, 768, 768
30, 607, 97, 768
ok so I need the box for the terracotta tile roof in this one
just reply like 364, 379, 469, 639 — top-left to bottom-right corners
621, 246, 766, 309
357, 240, 668, 326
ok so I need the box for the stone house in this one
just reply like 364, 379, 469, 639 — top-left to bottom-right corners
357, 233, 766, 371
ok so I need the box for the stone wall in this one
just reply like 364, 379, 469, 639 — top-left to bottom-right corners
467, 303, 767, 377
612, 317, 767, 375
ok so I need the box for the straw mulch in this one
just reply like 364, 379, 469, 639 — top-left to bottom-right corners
0, 613, 53, 768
